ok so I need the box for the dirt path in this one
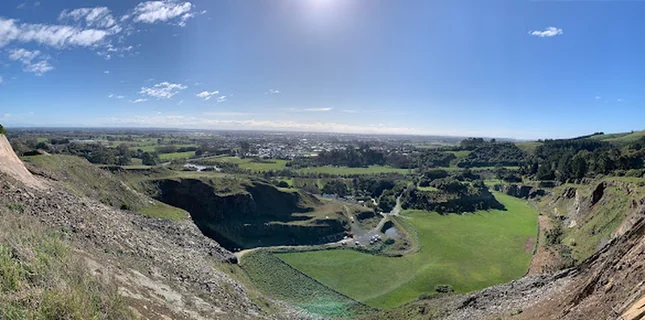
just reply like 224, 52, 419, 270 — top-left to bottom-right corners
527, 215, 559, 275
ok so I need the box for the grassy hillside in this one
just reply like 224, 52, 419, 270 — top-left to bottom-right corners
276, 193, 538, 309
589, 130, 645, 144
537, 178, 645, 262
0, 208, 132, 319
22, 155, 188, 220
240, 250, 374, 318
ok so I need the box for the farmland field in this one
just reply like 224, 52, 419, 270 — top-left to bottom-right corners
217, 156, 288, 172
297, 165, 410, 175
276, 193, 538, 309
158, 151, 196, 160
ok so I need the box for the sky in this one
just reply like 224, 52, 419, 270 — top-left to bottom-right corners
1, 0, 645, 139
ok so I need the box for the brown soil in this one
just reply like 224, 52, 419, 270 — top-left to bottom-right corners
527, 215, 561, 275
0, 135, 44, 189
524, 236, 535, 253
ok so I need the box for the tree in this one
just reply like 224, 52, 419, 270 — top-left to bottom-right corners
322, 180, 348, 197
378, 191, 396, 212
141, 152, 158, 166
0, 124, 6, 135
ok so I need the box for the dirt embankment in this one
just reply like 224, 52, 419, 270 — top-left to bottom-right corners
0, 135, 44, 189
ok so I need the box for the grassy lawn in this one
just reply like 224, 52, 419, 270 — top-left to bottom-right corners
158, 151, 195, 160
240, 250, 374, 318
276, 193, 538, 309
297, 165, 410, 175
217, 157, 288, 172
137, 200, 189, 221
128, 144, 197, 153
515, 141, 543, 154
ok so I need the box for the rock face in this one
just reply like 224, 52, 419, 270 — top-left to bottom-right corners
149, 178, 350, 250
0, 135, 43, 189
493, 184, 547, 199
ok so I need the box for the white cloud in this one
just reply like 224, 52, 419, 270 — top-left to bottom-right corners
196, 90, 219, 100
285, 107, 333, 112
216, 96, 227, 103
266, 89, 280, 95
203, 112, 253, 117
108, 93, 125, 99
132, 1, 194, 26
529, 27, 563, 38
177, 100, 184, 105
140, 81, 187, 99
8, 48, 40, 63
0, 18, 111, 48
104, 70, 110, 74
8, 48, 53, 76
23, 60, 53, 76
103, 115, 421, 135
617, 98, 623, 102
130, 98, 148, 103
59, 7, 118, 30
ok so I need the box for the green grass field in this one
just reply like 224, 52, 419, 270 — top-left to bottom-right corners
297, 165, 411, 175
515, 141, 543, 154
137, 200, 189, 221
240, 250, 374, 318
127, 144, 197, 152
158, 151, 196, 160
217, 157, 288, 172
276, 193, 538, 309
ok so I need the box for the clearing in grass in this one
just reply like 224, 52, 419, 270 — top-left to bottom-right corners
275, 193, 538, 309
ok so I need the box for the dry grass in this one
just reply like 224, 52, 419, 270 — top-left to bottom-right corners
0, 208, 133, 319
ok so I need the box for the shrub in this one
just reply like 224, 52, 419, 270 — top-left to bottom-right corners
434, 284, 454, 293
0, 124, 6, 135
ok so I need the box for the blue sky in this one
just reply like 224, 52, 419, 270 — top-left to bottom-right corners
1, 0, 645, 139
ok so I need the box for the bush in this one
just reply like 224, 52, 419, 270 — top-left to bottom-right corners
0, 124, 6, 135
277, 181, 290, 188
434, 284, 454, 293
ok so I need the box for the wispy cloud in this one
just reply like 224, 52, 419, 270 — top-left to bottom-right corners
8, 48, 53, 76
594, 96, 602, 100
617, 98, 624, 102
104, 70, 110, 74
132, 1, 195, 27
58, 7, 119, 32
140, 81, 187, 99
129, 98, 147, 103
108, 93, 125, 99
529, 27, 563, 38
216, 96, 227, 103
104, 114, 421, 135
196, 90, 219, 100
285, 107, 333, 112
203, 112, 253, 117
265, 89, 280, 95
